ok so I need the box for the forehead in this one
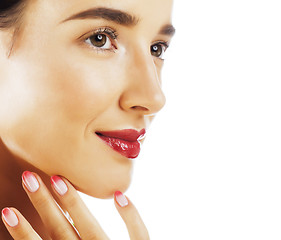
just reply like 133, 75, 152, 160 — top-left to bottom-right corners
28, 0, 174, 26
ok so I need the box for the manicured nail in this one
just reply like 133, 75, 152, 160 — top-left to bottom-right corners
51, 176, 68, 196
22, 171, 39, 193
114, 191, 128, 207
2, 208, 19, 227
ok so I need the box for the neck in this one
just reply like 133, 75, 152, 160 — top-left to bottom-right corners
0, 138, 54, 239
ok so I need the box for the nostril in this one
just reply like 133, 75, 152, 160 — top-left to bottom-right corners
130, 106, 149, 112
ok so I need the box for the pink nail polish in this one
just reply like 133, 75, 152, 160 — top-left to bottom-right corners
51, 176, 68, 196
114, 191, 128, 207
2, 208, 19, 227
22, 171, 39, 193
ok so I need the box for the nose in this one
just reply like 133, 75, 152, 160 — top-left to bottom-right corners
119, 48, 166, 116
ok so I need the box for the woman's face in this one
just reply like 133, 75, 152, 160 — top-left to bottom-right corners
0, 0, 174, 198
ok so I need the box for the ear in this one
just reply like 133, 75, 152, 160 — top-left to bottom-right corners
0, 28, 16, 59
0, 29, 14, 87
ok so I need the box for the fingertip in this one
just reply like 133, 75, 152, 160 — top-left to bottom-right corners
1, 207, 19, 228
50, 175, 69, 196
1, 207, 42, 239
21, 171, 40, 193
114, 191, 129, 208
113, 193, 150, 239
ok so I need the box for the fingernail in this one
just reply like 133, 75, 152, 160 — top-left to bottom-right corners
22, 171, 39, 193
2, 208, 19, 227
114, 191, 128, 207
51, 176, 68, 196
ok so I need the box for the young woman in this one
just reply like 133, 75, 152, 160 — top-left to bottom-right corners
0, 0, 175, 239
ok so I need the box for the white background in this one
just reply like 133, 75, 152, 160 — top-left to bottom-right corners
81, 0, 281, 239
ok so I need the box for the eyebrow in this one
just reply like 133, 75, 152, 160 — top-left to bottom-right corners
159, 24, 176, 37
61, 7, 139, 26
61, 7, 176, 37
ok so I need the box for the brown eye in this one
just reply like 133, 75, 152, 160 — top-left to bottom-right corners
85, 28, 118, 51
151, 43, 168, 59
89, 34, 108, 48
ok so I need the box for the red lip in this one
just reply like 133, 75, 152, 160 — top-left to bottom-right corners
95, 129, 146, 159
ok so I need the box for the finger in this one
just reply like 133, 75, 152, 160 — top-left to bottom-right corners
50, 175, 109, 240
114, 191, 150, 240
22, 171, 80, 240
1, 207, 42, 240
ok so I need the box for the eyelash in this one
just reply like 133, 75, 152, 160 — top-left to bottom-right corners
83, 27, 169, 59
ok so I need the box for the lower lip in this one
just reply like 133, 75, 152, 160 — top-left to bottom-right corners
96, 134, 141, 159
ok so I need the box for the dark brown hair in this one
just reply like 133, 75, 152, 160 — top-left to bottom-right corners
0, 0, 26, 56
0, 0, 26, 29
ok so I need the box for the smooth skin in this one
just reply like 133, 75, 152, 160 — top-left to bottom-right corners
0, 0, 174, 238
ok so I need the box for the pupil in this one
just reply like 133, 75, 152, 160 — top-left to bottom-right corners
96, 34, 103, 41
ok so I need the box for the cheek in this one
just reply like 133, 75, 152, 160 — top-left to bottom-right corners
45, 51, 125, 121
1, 56, 93, 153
1, 45, 131, 198
42, 62, 117, 122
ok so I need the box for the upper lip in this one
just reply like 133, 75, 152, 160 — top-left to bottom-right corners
95, 129, 146, 142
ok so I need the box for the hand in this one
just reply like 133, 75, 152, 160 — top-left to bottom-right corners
1, 171, 149, 240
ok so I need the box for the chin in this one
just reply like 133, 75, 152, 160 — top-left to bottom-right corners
74, 173, 133, 199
